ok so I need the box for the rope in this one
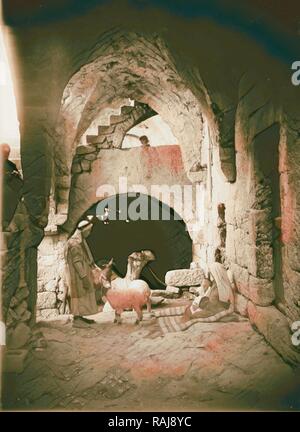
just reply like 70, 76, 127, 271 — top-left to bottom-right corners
147, 265, 167, 287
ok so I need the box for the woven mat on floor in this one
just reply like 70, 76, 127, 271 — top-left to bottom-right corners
154, 306, 238, 334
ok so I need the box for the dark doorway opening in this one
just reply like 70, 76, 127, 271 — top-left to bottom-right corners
253, 123, 283, 301
79, 193, 193, 289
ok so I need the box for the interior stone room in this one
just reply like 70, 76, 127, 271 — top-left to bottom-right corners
1, 0, 300, 411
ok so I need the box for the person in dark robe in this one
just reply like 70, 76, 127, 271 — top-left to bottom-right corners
64, 219, 99, 327
0, 143, 23, 230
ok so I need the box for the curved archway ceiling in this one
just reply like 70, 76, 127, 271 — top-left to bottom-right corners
56, 30, 207, 194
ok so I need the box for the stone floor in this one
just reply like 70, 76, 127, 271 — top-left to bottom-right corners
2, 301, 300, 411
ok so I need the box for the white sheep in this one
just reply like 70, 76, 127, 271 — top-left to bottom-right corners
105, 279, 152, 324
100, 251, 154, 324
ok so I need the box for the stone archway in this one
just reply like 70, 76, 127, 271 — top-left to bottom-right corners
53, 31, 214, 221
63, 139, 204, 238
35, 32, 216, 319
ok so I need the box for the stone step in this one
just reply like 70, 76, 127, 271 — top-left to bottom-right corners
76, 144, 97, 154
97, 124, 116, 135
109, 113, 128, 125
120, 105, 134, 115
86, 135, 104, 144
85, 104, 135, 146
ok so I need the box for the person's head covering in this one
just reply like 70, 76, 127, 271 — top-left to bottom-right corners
77, 215, 94, 229
139, 135, 150, 146
78, 220, 89, 230
0, 143, 11, 160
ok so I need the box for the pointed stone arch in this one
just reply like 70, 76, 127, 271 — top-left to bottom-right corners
54, 30, 215, 221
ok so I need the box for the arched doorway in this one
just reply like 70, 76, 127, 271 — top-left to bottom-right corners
80, 193, 193, 289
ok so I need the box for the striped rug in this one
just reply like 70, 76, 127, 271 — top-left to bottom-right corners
154, 305, 235, 334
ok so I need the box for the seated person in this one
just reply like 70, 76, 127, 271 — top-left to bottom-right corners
182, 277, 230, 322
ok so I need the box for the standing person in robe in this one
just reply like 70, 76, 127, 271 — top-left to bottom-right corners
64, 218, 98, 327
0, 143, 23, 230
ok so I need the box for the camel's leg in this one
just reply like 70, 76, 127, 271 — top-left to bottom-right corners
146, 297, 152, 313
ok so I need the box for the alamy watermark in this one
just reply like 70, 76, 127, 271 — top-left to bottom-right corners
95, 176, 205, 232
291, 321, 300, 347
291, 61, 300, 86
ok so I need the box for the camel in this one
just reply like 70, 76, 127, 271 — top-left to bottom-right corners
102, 250, 155, 313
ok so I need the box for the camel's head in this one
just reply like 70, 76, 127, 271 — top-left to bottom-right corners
128, 250, 155, 267
141, 250, 156, 263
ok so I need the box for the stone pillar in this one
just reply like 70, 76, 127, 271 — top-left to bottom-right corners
2, 200, 43, 342
37, 229, 68, 319
1, 103, 52, 345
20, 108, 51, 226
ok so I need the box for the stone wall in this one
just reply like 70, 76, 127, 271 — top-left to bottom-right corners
198, 77, 300, 364
278, 117, 300, 323
37, 230, 67, 320
63, 144, 196, 234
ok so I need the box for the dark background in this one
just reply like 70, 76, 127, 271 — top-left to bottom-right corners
3, 0, 300, 61
82, 194, 193, 289
3, 0, 300, 34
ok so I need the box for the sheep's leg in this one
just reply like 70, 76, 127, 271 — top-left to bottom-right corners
134, 308, 143, 325
114, 310, 122, 325
114, 311, 118, 324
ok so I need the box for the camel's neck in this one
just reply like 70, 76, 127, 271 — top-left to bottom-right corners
125, 259, 145, 280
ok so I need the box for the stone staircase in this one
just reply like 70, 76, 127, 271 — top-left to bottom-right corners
85, 101, 156, 149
